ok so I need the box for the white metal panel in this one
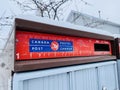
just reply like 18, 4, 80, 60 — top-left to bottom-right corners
23, 73, 69, 90
67, 11, 120, 34
74, 68, 98, 90
13, 61, 118, 90
13, 61, 116, 81
98, 63, 119, 90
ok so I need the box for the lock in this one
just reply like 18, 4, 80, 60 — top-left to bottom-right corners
102, 86, 107, 90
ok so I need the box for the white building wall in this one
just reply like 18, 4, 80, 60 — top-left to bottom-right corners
100, 24, 120, 34
0, 3, 37, 88
67, 11, 120, 34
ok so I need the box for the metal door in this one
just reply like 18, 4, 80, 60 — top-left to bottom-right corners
98, 63, 119, 90
74, 68, 98, 90
13, 61, 118, 90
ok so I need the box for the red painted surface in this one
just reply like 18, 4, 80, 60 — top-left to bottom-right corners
16, 31, 112, 60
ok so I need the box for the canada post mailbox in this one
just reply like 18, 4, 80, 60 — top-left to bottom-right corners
14, 18, 116, 72
16, 31, 112, 60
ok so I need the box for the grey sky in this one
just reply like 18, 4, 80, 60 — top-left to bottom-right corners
72, 0, 120, 24
0, 0, 7, 17
0, 0, 120, 24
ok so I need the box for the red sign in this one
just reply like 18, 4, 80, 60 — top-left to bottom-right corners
16, 31, 112, 60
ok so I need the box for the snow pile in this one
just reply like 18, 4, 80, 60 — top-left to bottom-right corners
113, 34, 120, 38
16, 15, 113, 37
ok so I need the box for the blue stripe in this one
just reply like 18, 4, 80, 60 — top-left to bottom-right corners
29, 39, 73, 52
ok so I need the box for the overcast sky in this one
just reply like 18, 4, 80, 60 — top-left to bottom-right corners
0, 0, 120, 24
87, 0, 120, 23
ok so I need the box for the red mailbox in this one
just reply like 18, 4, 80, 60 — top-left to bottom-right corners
14, 18, 116, 72
16, 31, 112, 60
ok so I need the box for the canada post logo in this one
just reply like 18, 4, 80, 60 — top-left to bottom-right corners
51, 41, 59, 51
29, 39, 73, 52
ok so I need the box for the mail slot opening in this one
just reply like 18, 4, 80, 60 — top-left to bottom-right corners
94, 44, 110, 51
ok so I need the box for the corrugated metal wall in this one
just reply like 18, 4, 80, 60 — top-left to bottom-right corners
74, 68, 98, 90
23, 73, 69, 90
13, 61, 119, 90
98, 64, 118, 90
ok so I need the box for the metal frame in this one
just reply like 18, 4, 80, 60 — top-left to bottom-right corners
115, 38, 120, 59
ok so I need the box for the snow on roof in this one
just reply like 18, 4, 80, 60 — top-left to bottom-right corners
68, 10, 120, 27
15, 15, 113, 37
113, 34, 120, 38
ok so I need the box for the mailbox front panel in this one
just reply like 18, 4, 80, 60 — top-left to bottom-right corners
16, 31, 112, 60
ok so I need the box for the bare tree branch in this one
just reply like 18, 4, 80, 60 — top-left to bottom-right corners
12, 0, 70, 20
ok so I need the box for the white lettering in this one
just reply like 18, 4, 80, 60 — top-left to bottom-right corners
35, 47, 38, 50
32, 40, 34, 44
16, 53, 20, 59
47, 41, 49, 44
44, 41, 46, 44
38, 41, 41, 43
35, 41, 38, 43
32, 47, 35, 50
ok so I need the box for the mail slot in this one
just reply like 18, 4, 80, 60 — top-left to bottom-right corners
94, 43, 110, 51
